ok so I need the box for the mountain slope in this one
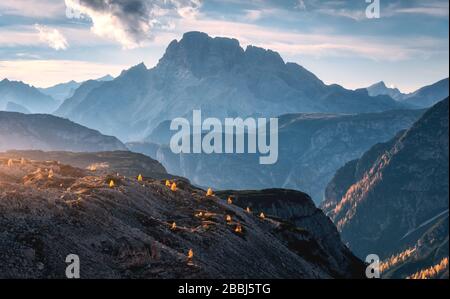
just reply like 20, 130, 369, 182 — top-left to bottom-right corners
5, 102, 30, 114
38, 80, 81, 103
0, 155, 364, 278
0, 79, 58, 113
39, 75, 114, 103
401, 78, 449, 108
322, 98, 449, 278
0, 111, 126, 152
54, 80, 106, 117
130, 108, 423, 204
58, 31, 406, 141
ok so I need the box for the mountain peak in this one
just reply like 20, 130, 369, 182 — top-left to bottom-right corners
157, 31, 244, 77
244, 45, 285, 67
373, 81, 387, 88
119, 62, 147, 77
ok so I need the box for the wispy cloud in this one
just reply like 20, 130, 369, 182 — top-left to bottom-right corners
179, 18, 448, 62
64, 0, 202, 49
0, 0, 65, 18
292, 0, 449, 20
387, 1, 449, 18
35, 24, 69, 50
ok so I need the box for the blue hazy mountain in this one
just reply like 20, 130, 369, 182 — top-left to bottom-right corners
5, 101, 30, 114
128, 108, 423, 203
367, 81, 406, 101
0, 79, 58, 113
401, 78, 449, 108
57, 31, 408, 141
0, 111, 126, 152
366, 78, 449, 108
54, 79, 108, 117
39, 75, 114, 103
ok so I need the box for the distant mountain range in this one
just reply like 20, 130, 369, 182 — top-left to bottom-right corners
38, 75, 114, 103
367, 78, 449, 108
367, 81, 406, 101
0, 75, 114, 116
0, 79, 58, 113
321, 98, 449, 278
55, 31, 409, 141
0, 111, 126, 152
129, 108, 424, 203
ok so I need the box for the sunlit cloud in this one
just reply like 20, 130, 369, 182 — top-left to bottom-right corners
64, 0, 202, 49
35, 24, 69, 50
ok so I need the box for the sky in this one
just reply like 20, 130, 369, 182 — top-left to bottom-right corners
0, 0, 448, 92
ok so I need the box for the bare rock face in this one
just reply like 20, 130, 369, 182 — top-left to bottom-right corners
322, 98, 449, 278
0, 157, 364, 279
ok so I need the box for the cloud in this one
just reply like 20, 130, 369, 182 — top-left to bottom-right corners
295, 0, 306, 11
387, 1, 449, 18
0, 0, 65, 18
0, 59, 127, 87
293, 0, 449, 20
178, 18, 448, 62
64, 0, 202, 49
35, 24, 69, 50
244, 10, 263, 22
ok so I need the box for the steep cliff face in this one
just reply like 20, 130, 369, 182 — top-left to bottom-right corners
0, 112, 126, 152
131, 109, 423, 204
216, 189, 364, 278
0, 156, 364, 279
322, 98, 449, 278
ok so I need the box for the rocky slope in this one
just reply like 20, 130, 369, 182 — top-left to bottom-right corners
0, 112, 126, 152
321, 98, 449, 278
58, 31, 407, 141
130, 108, 424, 204
0, 79, 58, 113
0, 150, 169, 180
0, 156, 364, 278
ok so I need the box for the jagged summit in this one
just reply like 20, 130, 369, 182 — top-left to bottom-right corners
119, 62, 148, 77
57, 31, 406, 141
